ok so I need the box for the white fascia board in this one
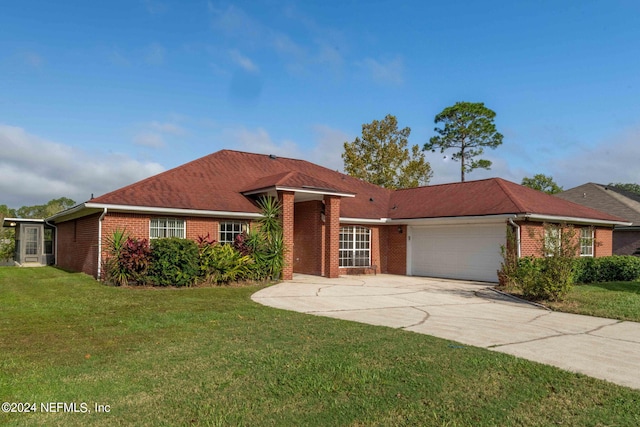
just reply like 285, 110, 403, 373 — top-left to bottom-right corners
50, 203, 263, 221
388, 214, 517, 226
243, 186, 355, 198
520, 214, 632, 227
339, 217, 389, 224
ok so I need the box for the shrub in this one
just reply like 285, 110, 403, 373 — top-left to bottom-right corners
198, 239, 253, 285
103, 228, 152, 286
508, 223, 579, 301
148, 238, 199, 287
574, 255, 640, 283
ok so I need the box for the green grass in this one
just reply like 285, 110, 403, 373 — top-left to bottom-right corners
546, 281, 640, 322
1, 267, 639, 426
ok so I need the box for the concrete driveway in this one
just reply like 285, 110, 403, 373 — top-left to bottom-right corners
252, 274, 640, 390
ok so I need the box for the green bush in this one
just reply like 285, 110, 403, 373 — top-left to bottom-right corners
198, 241, 253, 285
574, 255, 640, 283
148, 238, 199, 287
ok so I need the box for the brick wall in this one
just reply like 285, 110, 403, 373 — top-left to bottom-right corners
518, 220, 614, 258
56, 213, 100, 277
293, 200, 323, 275
595, 227, 613, 257
323, 195, 340, 278
279, 191, 295, 280
386, 224, 407, 274
58, 212, 256, 279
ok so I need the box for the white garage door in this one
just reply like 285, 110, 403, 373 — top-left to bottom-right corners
409, 223, 506, 282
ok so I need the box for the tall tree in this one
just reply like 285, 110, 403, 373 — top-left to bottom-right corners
342, 114, 432, 189
521, 174, 563, 194
425, 102, 503, 182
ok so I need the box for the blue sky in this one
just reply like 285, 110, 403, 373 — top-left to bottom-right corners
2, 0, 640, 208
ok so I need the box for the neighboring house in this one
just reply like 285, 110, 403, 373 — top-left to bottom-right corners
556, 183, 640, 255
47, 150, 628, 283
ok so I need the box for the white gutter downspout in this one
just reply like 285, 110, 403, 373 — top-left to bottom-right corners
97, 208, 108, 280
508, 218, 521, 258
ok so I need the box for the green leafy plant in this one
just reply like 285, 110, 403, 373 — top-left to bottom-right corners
574, 255, 640, 283
198, 241, 253, 285
103, 228, 130, 286
102, 229, 151, 286
148, 238, 199, 287
517, 223, 579, 301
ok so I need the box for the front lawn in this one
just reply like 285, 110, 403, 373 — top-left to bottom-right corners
546, 281, 640, 322
1, 267, 639, 426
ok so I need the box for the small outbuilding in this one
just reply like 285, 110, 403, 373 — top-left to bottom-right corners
1, 218, 55, 266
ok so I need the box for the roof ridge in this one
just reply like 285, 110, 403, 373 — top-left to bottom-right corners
493, 178, 529, 212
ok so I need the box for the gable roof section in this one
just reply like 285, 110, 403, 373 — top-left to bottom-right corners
241, 171, 353, 197
556, 183, 640, 225
55, 150, 626, 226
390, 178, 626, 222
89, 150, 389, 219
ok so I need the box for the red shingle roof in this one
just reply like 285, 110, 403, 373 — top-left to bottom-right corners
389, 178, 626, 222
91, 150, 390, 218
90, 150, 625, 223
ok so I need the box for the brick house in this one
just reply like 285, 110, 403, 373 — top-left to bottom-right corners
556, 183, 640, 255
47, 150, 629, 282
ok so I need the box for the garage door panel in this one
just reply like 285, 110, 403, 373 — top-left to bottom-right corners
410, 224, 505, 282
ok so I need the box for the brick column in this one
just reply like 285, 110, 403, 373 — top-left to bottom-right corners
279, 191, 295, 280
324, 195, 341, 278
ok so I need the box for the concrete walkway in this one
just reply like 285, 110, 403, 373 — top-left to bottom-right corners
252, 274, 640, 390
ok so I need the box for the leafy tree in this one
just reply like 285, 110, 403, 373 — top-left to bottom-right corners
16, 197, 76, 219
609, 182, 640, 196
425, 102, 503, 182
0, 205, 17, 261
343, 114, 432, 189
521, 174, 563, 194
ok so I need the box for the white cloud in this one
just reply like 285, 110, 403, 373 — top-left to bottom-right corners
133, 120, 187, 148
133, 132, 165, 148
359, 56, 404, 85
23, 52, 44, 68
229, 49, 259, 73
145, 43, 165, 65
0, 124, 164, 208
143, 0, 168, 14
309, 125, 350, 171
551, 126, 640, 189
221, 126, 301, 159
149, 121, 186, 135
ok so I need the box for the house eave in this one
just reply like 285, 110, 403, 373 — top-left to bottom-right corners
517, 213, 631, 227
243, 186, 355, 198
48, 203, 264, 222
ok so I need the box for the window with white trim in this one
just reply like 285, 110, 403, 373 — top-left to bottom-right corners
544, 225, 561, 256
150, 218, 185, 239
580, 228, 594, 257
219, 221, 248, 244
339, 226, 371, 267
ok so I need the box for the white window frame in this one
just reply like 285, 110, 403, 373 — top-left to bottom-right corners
339, 226, 371, 267
150, 218, 186, 239
544, 226, 561, 257
580, 228, 594, 257
219, 221, 249, 244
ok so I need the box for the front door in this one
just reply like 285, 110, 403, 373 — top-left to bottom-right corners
23, 226, 40, 263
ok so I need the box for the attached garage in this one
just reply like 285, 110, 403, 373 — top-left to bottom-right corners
408, 222, 506, 282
